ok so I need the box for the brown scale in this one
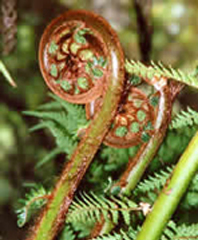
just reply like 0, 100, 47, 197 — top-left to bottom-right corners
1, 0, 17, 55
39, 16, 109, 104
86, 86, 159, 148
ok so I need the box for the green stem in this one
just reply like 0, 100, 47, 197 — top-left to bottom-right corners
119, 79, 171, 195
91, 79, 172, 237
136, 131, 198, 240
27, 40, 124, 240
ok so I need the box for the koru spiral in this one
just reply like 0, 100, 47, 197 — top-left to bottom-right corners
39, 10, 162, 148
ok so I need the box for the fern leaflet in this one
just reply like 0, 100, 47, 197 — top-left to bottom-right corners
134, 166, 173, 195
66, 192, 138, 226
170, 107, 198, 129
125, 60, 198, 89
24, 94, 88, 166
16, 184, 50, 227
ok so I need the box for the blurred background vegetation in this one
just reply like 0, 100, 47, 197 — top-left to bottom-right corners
1, 0, 198, 239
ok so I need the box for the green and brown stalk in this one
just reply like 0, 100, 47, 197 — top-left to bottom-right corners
26, 10, 125, 240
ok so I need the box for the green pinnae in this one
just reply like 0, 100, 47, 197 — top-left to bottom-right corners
98, 56, 107, 68
129, 75, 142, 85
79, 49, 94, 61
128, 95, 133, 101
150, 95, 159, 107
49, 41, 58, 54
111, 186, 121, 196
92, 68, 103, 78
144, 121, 154, 131
74, 86, 80, 94
130, 122, 139, 133
137, 110, 146, 122
115, 126, 128, 137
133, 99, 143, 108
141, 132, 151, 142
77, 77, 89, 89
74, 28, 92, 44
74, 34, 86, 44
70, 43, 81, 55
50, 64, 58, 77
59, 80, 72, 92
74, 29, 89, 45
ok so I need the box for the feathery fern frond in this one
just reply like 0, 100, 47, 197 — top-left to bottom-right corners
125, 60, 198, 89
181, 172, 198, 209
134, 166, 173, 195
59, 225, 75, 240
24, 94, 88, 166
91, 230, 132, 240
31, 119, 77, 167
90, 221, 198, 240
170, 107, 198, 129
16, 184, 50, 227
174, 223, 198, 240
161, 221, 177, 240
67, 192, 138, 227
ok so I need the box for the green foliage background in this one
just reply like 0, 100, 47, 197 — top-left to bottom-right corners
1, 0, 198, 239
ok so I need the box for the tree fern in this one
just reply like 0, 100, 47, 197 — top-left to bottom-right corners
125, 60, 198, 89
170, 107, 198, 129
66, 192, 138, 227
16, 184, 50, 227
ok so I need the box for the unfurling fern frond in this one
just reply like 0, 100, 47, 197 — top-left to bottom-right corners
125, 60, 198, 89
16, 184, 50, 227
67, 192, 138, 226
170, 107, 198, 129
24, 93, 88, 167
134, 166, 173, 195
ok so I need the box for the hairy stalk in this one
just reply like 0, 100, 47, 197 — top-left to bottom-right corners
136, 131, 198, 240
26, 14, 125, 240
90, 77, 174, 237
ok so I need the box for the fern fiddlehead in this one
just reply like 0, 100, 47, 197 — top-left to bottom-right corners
90, 77, 180, 237
39, 10, 111, 104
26, 9, 183, 240
27, 10, 125, 240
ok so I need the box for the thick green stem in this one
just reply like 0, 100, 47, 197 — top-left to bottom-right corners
136, 131, 198, 240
